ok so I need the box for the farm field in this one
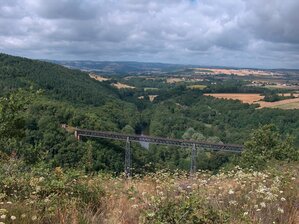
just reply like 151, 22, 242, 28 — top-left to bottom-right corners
204, 93, 264, 104
187, 84, 207, 90
144, 87, 159, 91
205, 93, 299, 109
264, 85, 299, 90
259, 98, 299, 109
193, 68, 281, 77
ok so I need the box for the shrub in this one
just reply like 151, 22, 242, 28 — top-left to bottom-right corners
240, 125, 299, 170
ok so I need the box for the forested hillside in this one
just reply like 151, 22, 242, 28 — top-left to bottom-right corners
0, 53, 142, 172
0, 53, 120, 105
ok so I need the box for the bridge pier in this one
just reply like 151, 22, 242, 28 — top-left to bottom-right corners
124, 137, 132, 178
190, 143, 197, 175
74, 130, 81, 141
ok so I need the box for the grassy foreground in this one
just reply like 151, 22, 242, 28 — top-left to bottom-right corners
0, 158, 298, 224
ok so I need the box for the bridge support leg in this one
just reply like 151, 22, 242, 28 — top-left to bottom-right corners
190, 144, 197, 176
125, 137, 131, 178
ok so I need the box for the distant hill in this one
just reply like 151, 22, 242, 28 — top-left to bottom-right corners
47, 60, 191, 74
48, 60, 299, 79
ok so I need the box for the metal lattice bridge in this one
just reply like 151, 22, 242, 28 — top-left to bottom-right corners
62, 125, 243, 177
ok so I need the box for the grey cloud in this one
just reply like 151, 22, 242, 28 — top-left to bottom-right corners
0, 0, 298, 68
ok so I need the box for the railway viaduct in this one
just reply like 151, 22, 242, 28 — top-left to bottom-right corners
62, 125, 243, 177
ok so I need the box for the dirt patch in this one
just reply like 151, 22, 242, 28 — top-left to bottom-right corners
149, 95, 158, 102
89, 73, 110, 82
112, 82, 135, 89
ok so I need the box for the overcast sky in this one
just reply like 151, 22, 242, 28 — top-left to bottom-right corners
0, 0, 299, 68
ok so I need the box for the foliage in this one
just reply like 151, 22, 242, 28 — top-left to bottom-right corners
0, 90, 30, 140
263, 93, 295, 102
240, 125, 299, 170
0, 53, 299, 174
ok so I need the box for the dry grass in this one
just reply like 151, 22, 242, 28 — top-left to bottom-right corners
1, 162, 298, 224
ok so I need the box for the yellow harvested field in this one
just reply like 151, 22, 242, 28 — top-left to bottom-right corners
112, 82, 135, 89
273, 102, 299, 109
194, 68, 279, 77
205, 93, 299, 109
187, 85, 206, 90
259, 98, 299, 109
89, 74, 110, 82
204, 93, 264, 104
166, 78, 185, 83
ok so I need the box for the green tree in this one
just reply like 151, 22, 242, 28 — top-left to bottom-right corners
0, 90, 29, 140
240, 124, 299, 170
121, 124, 135, 134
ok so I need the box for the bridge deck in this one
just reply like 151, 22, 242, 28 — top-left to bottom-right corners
64, 125, 243, 153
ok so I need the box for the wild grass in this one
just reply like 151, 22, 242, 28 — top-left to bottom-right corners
0, 159, 298, 224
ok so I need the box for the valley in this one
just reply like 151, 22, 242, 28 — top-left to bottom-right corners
0, 54, 298, 224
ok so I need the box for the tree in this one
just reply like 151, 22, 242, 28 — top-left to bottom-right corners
121, 125, 135, 134
0, 91, 27, 140
240, 124, 299, 170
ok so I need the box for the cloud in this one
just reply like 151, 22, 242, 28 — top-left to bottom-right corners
0, 0, 298, 68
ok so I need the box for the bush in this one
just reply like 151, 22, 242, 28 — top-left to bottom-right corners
240, 125, 299, 170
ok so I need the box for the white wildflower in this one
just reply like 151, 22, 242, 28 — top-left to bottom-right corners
277, 207, 284, 213
229, 200, 238, 206
243, 212, 248, 216
280, 197, 286, 202
31, 215, 37, 221
260, 202, 266, 208
228, 189, 234, 195
0, 215, 6, 219
10, 216, 16, 220
131, 204, 138, 209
